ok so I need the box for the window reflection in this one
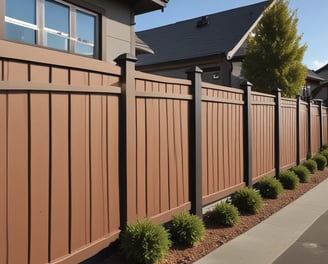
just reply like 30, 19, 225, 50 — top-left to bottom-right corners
45, 0, 69, 51
76, 11, 95, 56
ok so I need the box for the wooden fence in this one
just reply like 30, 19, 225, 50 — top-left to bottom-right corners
1, 47, 328, 264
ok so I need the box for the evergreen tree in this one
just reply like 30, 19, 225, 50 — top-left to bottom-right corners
241, 0, 307, 97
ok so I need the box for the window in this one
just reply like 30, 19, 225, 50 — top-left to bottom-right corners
5, 0, 99, 58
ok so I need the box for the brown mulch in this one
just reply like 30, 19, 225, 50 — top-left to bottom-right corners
94, 169, 328, 264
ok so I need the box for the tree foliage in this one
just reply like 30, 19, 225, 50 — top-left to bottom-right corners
242, 0, 307, 97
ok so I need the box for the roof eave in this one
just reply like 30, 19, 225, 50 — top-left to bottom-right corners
132, 0, 169, 15
226, 0, 275, 60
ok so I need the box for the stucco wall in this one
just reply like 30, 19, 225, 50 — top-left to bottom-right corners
86, 0, 134, 63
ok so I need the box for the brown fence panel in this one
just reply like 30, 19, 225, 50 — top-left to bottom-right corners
280, 98, 297, 169
322, 106, 328, 145
134, 72, 191, 224
251, 92, 275, 181
311, 104, 321, 155
0, 58, 121, 264
201, 83, 245, 205
299, 101, 309, 162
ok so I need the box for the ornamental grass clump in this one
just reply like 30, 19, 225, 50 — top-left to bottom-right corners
169, 211, 205, 247
279, 170, 299, 190
258, 176, 283, 199
231, 187, 263, 214
302, 159, 317, 173
120, 219, 171, 264
210, 202, 240, 227
291, 165, 310, 183
312, 153, 327, 170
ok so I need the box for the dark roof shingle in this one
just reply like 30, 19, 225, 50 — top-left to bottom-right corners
137, 1, 270, 66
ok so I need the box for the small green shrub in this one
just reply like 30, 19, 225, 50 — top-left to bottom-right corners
313, 153, 327, 170
169, 211, 205, 247
210, 202, 240, 227
279, 170, 299, 190
321, 149, 328, 163
306, 152, 312, 160
258, 176, 283, 199
302, 159, 317, 173
291, 165, 310, 183
322, 144, 328, 150
231, 187, 263, 214
120, 219, 171, 264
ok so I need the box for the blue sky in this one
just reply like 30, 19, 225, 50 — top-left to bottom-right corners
136, 0, 328, 71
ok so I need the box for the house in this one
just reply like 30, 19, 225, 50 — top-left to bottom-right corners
1, 0, 168, 64
310, 64, 328, 103
136, 1, 273, 88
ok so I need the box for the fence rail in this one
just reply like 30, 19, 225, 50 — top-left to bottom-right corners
0, 50, 327, 264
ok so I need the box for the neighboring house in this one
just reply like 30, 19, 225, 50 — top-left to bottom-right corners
1, 0, 168, 64
305, 69, 325, 93
136, 1, 273, 88
311, 64, 328, 103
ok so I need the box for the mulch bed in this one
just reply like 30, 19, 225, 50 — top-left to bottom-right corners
92, 169, 328, 264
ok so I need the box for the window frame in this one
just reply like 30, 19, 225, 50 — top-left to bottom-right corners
3, 0, 100, 59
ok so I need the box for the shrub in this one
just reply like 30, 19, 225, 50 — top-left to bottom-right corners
231, 187, 263, 214
302, 159, 317, 173
169, 211, 205, 247
120, 219, 171, 264
210, 202, 240, 227
291, 165, 310, 183
321, 149, 328, 162
279, 170, 299, 190
322, 144, 328, 150
306, 152, 312, 160
258, 176, 283, 199
312, 153, 327, 170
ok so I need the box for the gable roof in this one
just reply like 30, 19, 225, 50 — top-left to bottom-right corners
315, 64, 328, 80
137, 1, 271, 66
307, 69, 325, 82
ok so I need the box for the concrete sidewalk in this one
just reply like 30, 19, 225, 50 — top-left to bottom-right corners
194, 178, 328, 264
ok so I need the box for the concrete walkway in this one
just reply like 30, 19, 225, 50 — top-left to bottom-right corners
194, 178, 328, 264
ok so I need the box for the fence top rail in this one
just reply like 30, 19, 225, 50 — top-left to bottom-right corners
0, 40, 122, 76
201, 81, 244, 94
135, 71, 192, 86
281, 97, 297, 103
251, 91, 275, 98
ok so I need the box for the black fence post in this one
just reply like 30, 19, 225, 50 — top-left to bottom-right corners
307, 97, 312, 157
114, 53, 137, 229
314, 99, 324, 150
296, 95, 301, 165
186, 66, 203, 218
240, 80, 253, 187
274, 88, 281, 177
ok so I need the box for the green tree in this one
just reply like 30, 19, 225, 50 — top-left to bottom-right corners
241, 0, 307, 97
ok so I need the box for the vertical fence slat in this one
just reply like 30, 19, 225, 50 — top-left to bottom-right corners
0, 94, 7, 264
70, 94, 90, 251
159, 98, 169, 213
50, 94, 69, 261
136, 97, 147, 218
30, 93, 50, 264
107, 96, 120, 233
7, 94, 29, 264
90, 95, 106, 241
